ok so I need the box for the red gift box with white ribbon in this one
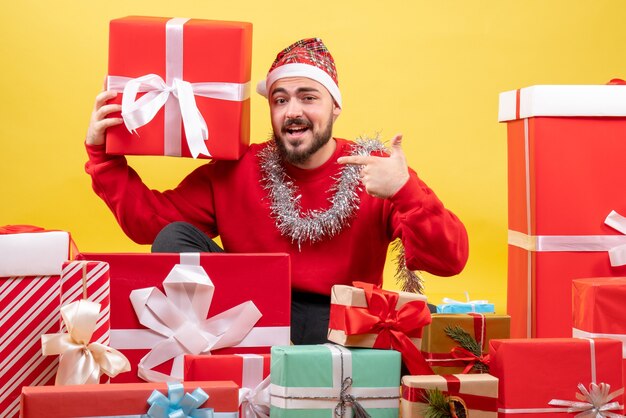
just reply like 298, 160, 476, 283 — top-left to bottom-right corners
499, 84, 626, 338
573, 277, 626, 405
105, 16, 252, 160
0, 226, 71, 418
184, 353, 270, 418
490, 338, 624, 417
76, 252, 291, 383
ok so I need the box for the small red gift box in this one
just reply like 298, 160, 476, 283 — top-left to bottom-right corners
328, 281, 432, 375
490, 338, 624, 417
573, 277, 626, 404
499, 84, 626, 338
76, 252, 291, 383
0, 226, 71, 418
20, 381, 239, 417
184, 354, 270, 418
105, 16, 252, 160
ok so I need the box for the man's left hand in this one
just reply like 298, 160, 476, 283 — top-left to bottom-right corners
337, 134, 410, 199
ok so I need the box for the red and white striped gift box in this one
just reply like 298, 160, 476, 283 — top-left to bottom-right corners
59, 261, 110, 347
0, 228, 71, 418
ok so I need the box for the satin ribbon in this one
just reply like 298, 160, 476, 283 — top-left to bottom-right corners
449, 347, 491, 374
270, 344, 399, 415
573, 328, 626, 357
129, 254, 262, 382
336, 281, 433, 375
548, 383, 624, 418
239, 376, 270, 418
41, 299, 130, 385
238, 354, 270, 418
82, 382, 238, 418
144, 382, 214, 418
107, 18, 251, 159
508, 211, 626, 267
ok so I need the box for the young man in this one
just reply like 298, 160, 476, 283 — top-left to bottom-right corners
85, 38, 469, 344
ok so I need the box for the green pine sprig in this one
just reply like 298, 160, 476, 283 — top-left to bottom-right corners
444, 325, 489, 373
422, 388, 452, 418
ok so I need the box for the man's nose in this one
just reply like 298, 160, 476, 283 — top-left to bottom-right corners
285, 100, 303, 119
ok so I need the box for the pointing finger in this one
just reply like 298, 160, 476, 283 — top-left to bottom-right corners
337, 155, 373, 165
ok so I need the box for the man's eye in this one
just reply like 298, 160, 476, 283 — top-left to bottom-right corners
274, 98, 287, 104
303, 96, 316, 101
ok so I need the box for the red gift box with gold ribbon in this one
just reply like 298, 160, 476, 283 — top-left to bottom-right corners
106, 16, 252, 159
328, 281, 433, 375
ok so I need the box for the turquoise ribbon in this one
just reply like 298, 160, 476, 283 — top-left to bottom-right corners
82, 382, 238, 418
146, 382, 213, 418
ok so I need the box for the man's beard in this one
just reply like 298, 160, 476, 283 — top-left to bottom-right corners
273, 117, 334, 165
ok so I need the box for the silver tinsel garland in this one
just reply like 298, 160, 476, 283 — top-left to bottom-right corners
259, 136, 424, 294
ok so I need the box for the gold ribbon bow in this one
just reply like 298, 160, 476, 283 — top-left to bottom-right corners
549, 383, 625, 418
41, 300, 130, 385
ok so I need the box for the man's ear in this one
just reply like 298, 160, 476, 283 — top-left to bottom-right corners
332, 102, 342, 121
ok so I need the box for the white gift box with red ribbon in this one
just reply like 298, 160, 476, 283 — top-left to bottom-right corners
0, 228, 71, 417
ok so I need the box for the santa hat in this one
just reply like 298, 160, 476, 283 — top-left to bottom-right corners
256, 38, 342, 108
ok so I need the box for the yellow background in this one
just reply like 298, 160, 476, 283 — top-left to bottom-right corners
2, 1, 625, 312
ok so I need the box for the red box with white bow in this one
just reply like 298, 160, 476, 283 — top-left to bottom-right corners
489, 338, 624, 417
76, 252, 291, 383
499, 84, 626, 338
184, 354, 270, 418
106, 16, 252, 159
573, 277, 626, 403
0, 227, 70, 418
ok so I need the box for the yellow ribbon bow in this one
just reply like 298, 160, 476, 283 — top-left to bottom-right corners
41, 299, 130, 385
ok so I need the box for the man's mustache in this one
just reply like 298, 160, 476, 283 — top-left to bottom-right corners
282, 118, 313, 132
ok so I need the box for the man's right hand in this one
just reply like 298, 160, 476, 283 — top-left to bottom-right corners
85, 90, 123, 146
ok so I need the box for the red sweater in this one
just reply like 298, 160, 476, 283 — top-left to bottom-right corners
85, 138, 468, 295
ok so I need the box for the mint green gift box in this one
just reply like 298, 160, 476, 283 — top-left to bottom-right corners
270, 344, 401, 417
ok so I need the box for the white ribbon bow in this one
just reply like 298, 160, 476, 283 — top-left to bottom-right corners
239, 376, 271, 418
549, 383, 625, 418
108, 74, 250, 159
41, 300, 131, 385
605, 210, 626, 266
130, 262, 262, 382
120, 74, 209, 159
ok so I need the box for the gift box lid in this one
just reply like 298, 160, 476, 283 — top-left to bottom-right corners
498, 84, 626, 122
0, 229, 70, 276
573, 277, 626, 335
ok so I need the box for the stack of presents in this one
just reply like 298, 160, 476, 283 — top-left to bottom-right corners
2, 15, 626, 418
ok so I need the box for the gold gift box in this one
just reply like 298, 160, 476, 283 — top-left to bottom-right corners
421, 314, 510, 374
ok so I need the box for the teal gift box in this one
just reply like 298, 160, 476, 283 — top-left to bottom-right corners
436, 296, 495, 314
270, 344, 401, 417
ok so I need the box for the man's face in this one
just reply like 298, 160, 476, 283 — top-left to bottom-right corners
269, 77, 341, 166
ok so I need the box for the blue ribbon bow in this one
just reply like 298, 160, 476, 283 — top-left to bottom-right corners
145, 382, 214, 418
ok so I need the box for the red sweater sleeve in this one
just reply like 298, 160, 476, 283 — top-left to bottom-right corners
387, 169, 469, 276
84, 143, 218, 244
